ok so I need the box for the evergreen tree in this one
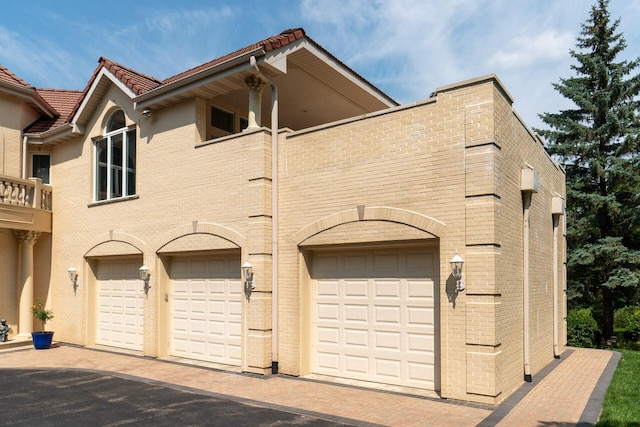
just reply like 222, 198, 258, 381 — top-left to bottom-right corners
537, 0, 640, 342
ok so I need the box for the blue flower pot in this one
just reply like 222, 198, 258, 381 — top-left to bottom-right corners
31, 331, 54, 349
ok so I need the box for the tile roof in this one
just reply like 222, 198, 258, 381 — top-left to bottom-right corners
18, 27, 392, 136
24, 89, 83, 134
99, 57, 162, 95
59, 28, 307, 129
0, 64, 33, 88
162, 28, 306, 85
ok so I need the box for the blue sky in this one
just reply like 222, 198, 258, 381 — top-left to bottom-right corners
1, 0, 639, 131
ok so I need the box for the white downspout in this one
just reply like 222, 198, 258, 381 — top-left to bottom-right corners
250, 56, 279, 374
523, 192, 532, 382
553, 214, 560, 358
521, 167, 538, 383
551, 195, 565, 358
22, 136, 28, 179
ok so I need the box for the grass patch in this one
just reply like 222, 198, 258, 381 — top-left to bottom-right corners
596, 349, 640, 426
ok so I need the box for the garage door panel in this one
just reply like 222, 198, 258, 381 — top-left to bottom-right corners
344, 328, 368, 347
229, 284, 242, 297
344, 280, 367, 297
375, 331, 401, 350
209, 258, 226, 273
345, 355, 369, 374
408, 333, 434, 352
408, 279, 434, 298
317, 352, 340, 371
407, 251, 435, 271
317, 303, 339, 321
344, 254, 367, 272
97, 260, 144, 352
408, 362, 434, 384
344, 304, 368, 322
375, 280, 401, 298
209, 280, 226, 294
374, 306, 402, 324
315, 255, 339, 275
317, 280, 340, 297
208, 342, 225, 358
312, 248, 438, 390
407, 307, 434, 325
206, 320, 224, 336
375, 358, 402, 378
317, 326, 340, 345
374, 253, 400, 273
207, 300, 225, 315
228, 344, 241, 360
228, 321, 241, 337
190, 260, 208, 275
229, 300, 241, 316
170, 254, 241, 366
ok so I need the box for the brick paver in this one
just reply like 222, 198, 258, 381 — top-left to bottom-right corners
495, 348, 613, 427
0, 344, 490, 426
0, 344, 614, 427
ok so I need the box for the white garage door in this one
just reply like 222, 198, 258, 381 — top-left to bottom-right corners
170, 254, 242, 366
312, 248, 437, 390
96, 259, 144, 351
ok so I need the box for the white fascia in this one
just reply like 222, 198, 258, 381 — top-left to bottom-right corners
24, 123, 83, 145
71, 67, 137, 125
133, 49, 262, 111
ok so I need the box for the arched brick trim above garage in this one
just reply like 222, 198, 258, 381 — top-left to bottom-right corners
295, 205, 446, 245
84, 230, 147, 257
156, 221, 246, 253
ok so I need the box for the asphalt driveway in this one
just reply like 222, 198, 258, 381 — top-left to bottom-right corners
0, 369, 354, 426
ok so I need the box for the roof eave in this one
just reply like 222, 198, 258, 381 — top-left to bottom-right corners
71, 68, 138, 125
134, 48, 264, 110
25, 123, 83, 145
0, 80, 59, 117
276, 38, 398, 108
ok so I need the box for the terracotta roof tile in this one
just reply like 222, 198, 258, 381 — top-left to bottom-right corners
21, 27, 392, 136
162, 28, 307, 85
100, 57, 162, 95
24, 89, 83, 134
0, 64, 33, 88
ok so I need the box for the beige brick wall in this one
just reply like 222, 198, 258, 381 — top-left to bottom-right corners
0, 95, 25, 178
48, 87, 274, 373
13, 73, 565, 405
0, 229, 19, 333
277, 76, 565, 404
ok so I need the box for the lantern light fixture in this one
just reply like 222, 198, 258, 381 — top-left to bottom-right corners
242, 261, 254, 292
450, 251, 465, 291
68, 267, 78, 286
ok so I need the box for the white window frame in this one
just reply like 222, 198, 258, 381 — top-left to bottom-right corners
93, 111, 136, 202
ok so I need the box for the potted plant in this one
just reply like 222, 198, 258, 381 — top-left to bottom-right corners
31, 301, 54, 349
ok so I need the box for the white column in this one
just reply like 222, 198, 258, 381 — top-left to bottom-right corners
15, 230, 40, 335
245, 75, 266, 130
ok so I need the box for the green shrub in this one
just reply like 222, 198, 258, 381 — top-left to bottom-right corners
614, 306, 640, 341
567, 308, 599, 348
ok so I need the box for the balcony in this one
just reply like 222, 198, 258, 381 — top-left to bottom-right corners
0, 176, 52, 233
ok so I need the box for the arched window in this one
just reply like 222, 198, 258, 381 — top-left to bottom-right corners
94, 110, 136, 201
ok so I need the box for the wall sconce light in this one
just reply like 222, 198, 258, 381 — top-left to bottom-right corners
139, 265, 151, 292
141, 108, 151, 119
68, 267, 78, 288
242, 261, 254, 292
450, 251, 465, 291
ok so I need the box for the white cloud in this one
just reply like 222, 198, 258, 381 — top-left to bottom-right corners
0, 25, 85, 89
486, 29, 575, 70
